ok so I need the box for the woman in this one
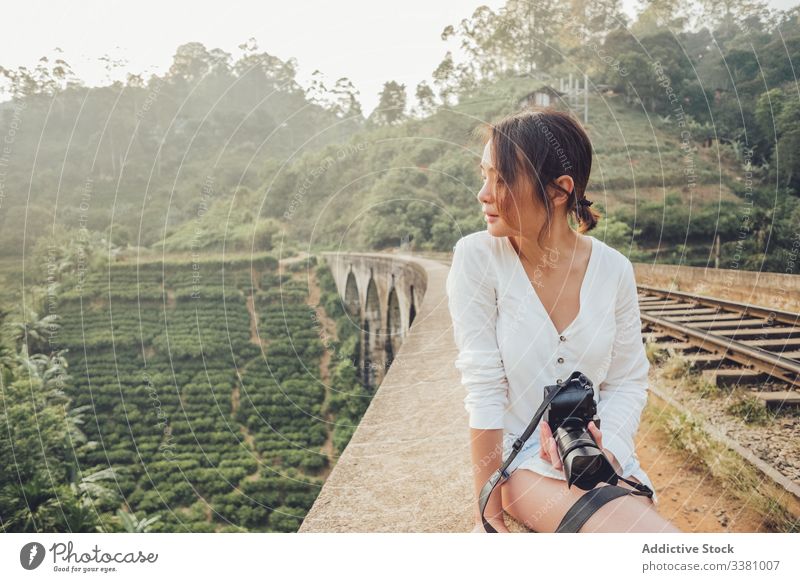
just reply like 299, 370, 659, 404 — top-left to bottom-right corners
445, 108, 681, 533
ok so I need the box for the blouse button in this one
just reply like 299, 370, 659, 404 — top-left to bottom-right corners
557, 357, 564, 364
559, 335, 566, 342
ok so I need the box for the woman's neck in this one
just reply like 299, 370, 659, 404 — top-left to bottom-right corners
509, 226, 585, 274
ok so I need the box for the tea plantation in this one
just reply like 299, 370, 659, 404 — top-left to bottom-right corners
47, 253, 360, 532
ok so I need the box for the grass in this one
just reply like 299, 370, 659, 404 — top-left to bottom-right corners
727, 392, 774, 426
649, 348, 720, 398
658, 348, 695, 380
644, 337, 669, 365
691, 376, 721, 399
655, 348, 776, 424
645, 398, 799, 532
648, 349, 798, 532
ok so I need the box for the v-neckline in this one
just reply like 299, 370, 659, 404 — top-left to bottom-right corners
504, 234, 598, 337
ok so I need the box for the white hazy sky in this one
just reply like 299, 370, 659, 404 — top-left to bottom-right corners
1, 0, 798, 115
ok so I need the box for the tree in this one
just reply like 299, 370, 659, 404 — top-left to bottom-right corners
440, 5, 507, 80
559, 0, 631, 77
116, 509, 162, 532
756, 88, 800, 188
501, 0, 569, 73
432, 52, 459, 106
0, 309, 15, 387
0, 48, 78, 98
371, 81, 407, 125
697, 0, 771, 29
234, 38, 301, 94
631, 0, 691, 36
305, 69, 329, 107
304, 70, 364, 119
414, 81, 437, 118
166, 42, 214, 86
10, 309, 61, 356
330, 77, 363, 119
0, 345, 114, 532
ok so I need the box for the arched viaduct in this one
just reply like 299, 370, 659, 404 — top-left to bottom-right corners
320, 251, 427, 390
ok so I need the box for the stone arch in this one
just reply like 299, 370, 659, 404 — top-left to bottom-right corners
385, 284, 401, 369
344, 271, 360, 319
363, 274, 382, 390
409, 284, 417, 327
344, 270, 362, 380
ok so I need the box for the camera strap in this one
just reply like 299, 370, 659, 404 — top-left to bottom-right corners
478, 381, 568, 533
555, 485, 640, 532
477, 381, 654, 533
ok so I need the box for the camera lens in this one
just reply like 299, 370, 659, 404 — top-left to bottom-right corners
571, 453, 603, 477
545, 374, 617, 489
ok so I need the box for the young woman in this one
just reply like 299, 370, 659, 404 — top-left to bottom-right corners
445, 108, 681, 533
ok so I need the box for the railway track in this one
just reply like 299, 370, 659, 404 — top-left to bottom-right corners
637, 285, 800, 409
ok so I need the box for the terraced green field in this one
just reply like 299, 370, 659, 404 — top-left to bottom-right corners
48, 254, 352, 532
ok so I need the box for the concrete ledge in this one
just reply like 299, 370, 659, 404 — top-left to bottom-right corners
633, 261, 800, 313
300, 254, 477, 532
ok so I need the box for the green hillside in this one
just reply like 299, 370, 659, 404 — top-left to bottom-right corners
0, 252, 369, 532
250, 76, 745, 266
0, 41, 362, 257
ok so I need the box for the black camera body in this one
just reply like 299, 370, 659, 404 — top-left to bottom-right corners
543, 371, 618, 490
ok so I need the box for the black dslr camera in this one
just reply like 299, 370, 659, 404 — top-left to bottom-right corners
478, 370, 654, 532
543, 371, 618, 491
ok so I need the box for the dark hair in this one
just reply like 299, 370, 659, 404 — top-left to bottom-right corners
475, 107, 599, 246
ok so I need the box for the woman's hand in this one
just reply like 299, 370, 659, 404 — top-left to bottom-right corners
586, 421, 623, 473
472, 517, 509, 533
539, 420, 563, 471
539, 420, 622, 473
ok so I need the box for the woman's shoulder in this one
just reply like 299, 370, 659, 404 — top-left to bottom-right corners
453, 229, 500, 258
450, 230, 502, 281
588, 235, 633, 278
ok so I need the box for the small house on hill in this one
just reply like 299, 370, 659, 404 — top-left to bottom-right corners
518, 85, 565, 109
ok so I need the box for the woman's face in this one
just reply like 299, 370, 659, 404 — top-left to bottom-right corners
478, 138, 539, 238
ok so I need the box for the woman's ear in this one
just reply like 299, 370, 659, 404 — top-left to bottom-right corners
548, 174, 575, 208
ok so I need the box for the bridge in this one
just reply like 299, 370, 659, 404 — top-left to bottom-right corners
299, 251, 476, 532
299, 247, 800, 533
319, 252, 427, 391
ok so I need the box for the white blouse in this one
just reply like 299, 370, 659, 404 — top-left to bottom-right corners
445, 229, 657, 503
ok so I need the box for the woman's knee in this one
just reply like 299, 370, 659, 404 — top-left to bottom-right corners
500, 470, 587, 532
581, 496, 681, 532
500, 469, 680, 533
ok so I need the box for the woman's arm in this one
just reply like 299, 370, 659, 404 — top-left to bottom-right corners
469, 428, 508, 531
446, 236, 510, 530
596, 259, 650, 472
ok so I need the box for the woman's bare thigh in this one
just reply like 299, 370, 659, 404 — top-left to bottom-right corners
500, 468, 681, 533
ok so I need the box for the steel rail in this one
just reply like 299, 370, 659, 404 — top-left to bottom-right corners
638, 285, 800, 388
638, 285, 800, 327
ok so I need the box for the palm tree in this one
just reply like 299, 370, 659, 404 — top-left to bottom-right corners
0, 308, 16, 384
116, 508, 161, 532
0, 476, 65, 532
10, 308, 61, 355
66, 467, 119, 532
0, 339, 13, 387
0, 342, 114, 533
16, 347, 71, 403
0, 469, 119, 532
